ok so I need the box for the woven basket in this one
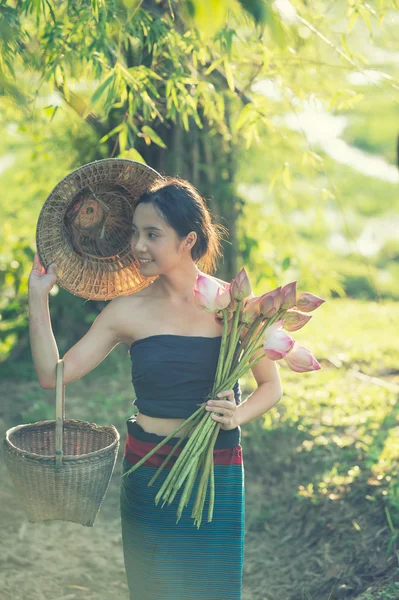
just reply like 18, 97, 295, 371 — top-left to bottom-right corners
4, 360, 120, 527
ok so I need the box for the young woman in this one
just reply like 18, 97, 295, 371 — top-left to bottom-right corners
29, 176, 283, 600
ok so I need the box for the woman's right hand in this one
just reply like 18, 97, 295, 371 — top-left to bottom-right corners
29, 252, 58, 295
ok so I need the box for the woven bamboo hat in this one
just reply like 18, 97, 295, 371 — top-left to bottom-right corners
36, 158, 165, 301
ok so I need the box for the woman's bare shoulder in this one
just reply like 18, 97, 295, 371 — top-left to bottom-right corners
104, 291, 150, 344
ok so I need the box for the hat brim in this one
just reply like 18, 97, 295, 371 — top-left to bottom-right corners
36, 158, 164, 300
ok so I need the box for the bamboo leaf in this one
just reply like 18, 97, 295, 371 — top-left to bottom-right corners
141, 126, 167, 148
268, 168, 281, 193
347, 11, 359, 33
118, 148, 147, 163
119, 125, 128, 153
90, 72, 116, 105
223, 57, 235, 93
282, 162, 291, 189
99, 122, 124, 144
234, 104, 253, 132
182, 111, 189, 132
204, 56, 224, 76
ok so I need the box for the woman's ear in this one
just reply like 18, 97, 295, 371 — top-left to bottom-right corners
185, 231, 197, 250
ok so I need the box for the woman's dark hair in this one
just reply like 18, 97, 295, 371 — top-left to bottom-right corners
135, 176, 228, 274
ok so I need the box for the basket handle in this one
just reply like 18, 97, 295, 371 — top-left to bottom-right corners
55, 359, 65, 471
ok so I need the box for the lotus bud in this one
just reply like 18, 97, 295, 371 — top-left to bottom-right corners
259, 287, 282, 318
296, 292, 325, 313
215, 285, 231, 311
282, 309, 312, 332
283, 343, 321, 372
224, 281, 238, 313
230, 267, 252, 301
241, 296, 261, 326
280, 281, 297, 310
263, 319, 295, 360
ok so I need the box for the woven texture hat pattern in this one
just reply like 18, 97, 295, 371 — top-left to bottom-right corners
36, 159, 164, 300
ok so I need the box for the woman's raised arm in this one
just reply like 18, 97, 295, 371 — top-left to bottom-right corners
28, 253, 123, 389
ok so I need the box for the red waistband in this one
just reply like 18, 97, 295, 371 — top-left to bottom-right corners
124, 432, 243, 468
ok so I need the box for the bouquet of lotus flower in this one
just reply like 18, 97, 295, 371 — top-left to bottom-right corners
122, 267, 324, 528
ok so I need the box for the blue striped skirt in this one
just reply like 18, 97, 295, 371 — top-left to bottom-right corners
120, 418, 245, 600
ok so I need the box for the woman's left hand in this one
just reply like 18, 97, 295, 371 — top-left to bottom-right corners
205, 390, 238, 431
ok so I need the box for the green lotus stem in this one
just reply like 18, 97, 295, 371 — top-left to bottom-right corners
192, 441, 215, 529
122, 404, 205, 478
152, 410, 209, 487
191, 445, 212, 519
155, 412, 214, 505
230, 321, 247, 369
191, 423, 219, 524
173, 421, 216, 493
221, 300, 243, 382
168, 420, 216, 503
192, 461, 210, 527
208, 458, 215, 523
223, 346, 266, 388
207, 424, 220, 523
181, 445, 209, 524
183, 449, 207, 509
175, 454, 201, 524
221, 309, 287, 388
155, 424, 205, 505
214, 310, 230, 388
147, 419, 199, 487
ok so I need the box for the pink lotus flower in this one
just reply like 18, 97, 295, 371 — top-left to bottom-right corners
296, 292, 325, 312
259, 287, 282, 318
193, 274, 230, 313
263, 318, 295, 360
283, 343, 321, 372
230, 267, 252, 301
282, 309, 312, 332
280, 281, 297, 310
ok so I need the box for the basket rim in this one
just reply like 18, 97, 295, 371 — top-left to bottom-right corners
4, 418, 120, 460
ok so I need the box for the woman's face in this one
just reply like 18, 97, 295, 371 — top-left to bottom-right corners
130, 202, 196, 275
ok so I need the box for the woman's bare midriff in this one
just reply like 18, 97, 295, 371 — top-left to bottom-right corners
136, 413, 194, 438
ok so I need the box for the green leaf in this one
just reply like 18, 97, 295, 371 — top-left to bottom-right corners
90, 72, 116, 105
141, 126, 167, 148
282, 162, 291, 189
282, 257, 291, 271
118, 148, 147, 163
347, 11, 359, 33
43, 105, 58, 121
268, 168, 281, 193
119, 125, 128, 153
237, 0, 269, 24
204, 56, 224, 76
192, 0, 229, 40
341, 34, 352, 59
234, 104, 253, 133
99, 123, 124, 143
223, 57, 235, 93
182, 111, 189, 132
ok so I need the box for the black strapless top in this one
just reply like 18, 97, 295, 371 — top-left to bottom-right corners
129, 334, 242, 419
